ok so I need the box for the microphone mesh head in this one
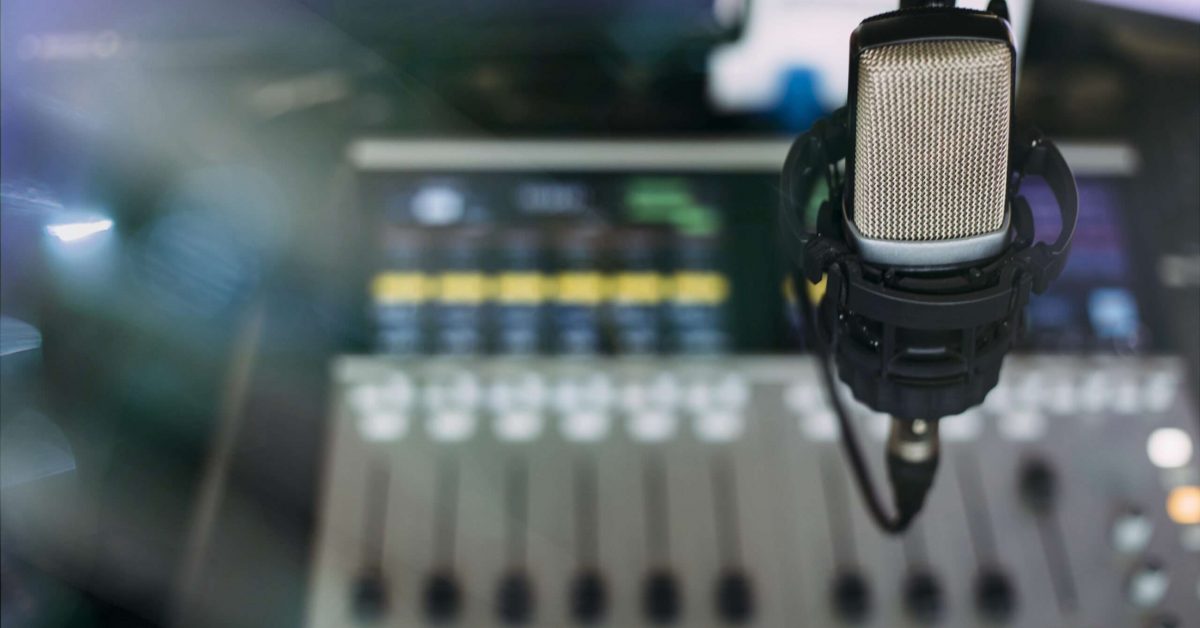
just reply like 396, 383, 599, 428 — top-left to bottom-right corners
853, 39, 1011, 242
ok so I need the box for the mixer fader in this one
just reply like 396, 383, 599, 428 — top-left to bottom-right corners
309, 357, 1200, 627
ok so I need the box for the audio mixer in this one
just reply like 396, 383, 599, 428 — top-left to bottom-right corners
308, 355, 1200, 627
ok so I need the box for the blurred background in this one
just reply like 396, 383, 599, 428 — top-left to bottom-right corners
1, 1, 1198, 627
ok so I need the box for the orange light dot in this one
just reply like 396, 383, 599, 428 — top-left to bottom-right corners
1167, 486, 1200, 525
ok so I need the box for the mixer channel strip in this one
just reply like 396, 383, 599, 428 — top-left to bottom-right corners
309, 356, 1200, 627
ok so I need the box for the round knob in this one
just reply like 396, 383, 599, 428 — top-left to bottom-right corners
903, 571, 943, 623
975, 568, 1016, 622
830, 570, 871, 623
643, 569, 681, 625
715, 569, 755, 624
569, 569, 607, 625
423, 571, 462, 623
496, 570, 535, 625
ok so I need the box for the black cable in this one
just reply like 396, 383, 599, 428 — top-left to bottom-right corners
782, 127, 934, 535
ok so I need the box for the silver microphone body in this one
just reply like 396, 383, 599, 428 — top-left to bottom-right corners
847, 22, 1015, 267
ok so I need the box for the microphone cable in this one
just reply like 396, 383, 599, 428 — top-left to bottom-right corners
781, 116, 937, 535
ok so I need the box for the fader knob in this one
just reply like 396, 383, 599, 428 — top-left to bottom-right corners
496, 570, 535, 625
569, 569, 607, 624
351, 569, 387, 622
974, 568, 1016, 622
831, 571, 871, 623
643, 569, 681, 625
1018, 457, 1057, 514
423, 571, 462, 624
715, 569, 755, 624
903, 571, 943, 623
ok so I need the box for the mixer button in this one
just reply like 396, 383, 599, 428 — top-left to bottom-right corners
642, 569, 682, 624
974, 568, 1016, 622
351, 569, 388, 622
496, 570, 535, 624
629, 410, 679, 443
694, 410, 744, 443
830, 570, 871, 623
560, 410, 611, 442
715, 569, 755, 624
1111, 507, 1153, 554
423, 571, 462, 623
1127, 559, 1169, 609
903, 571, 943, 623
569, 569, 607, 624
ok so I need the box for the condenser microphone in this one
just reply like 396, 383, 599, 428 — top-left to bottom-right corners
779, 0, 1078, 532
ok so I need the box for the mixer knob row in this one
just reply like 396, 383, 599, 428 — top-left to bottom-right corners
355, 408, 748, 444
986, 365, 1180, 416
349, 369, 751, 413
354, 568, 750, 625
352, 566, 1028, 625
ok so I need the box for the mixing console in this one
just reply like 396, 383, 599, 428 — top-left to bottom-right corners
308, 356, 1199, 627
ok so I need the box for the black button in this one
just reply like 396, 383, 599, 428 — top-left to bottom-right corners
903, 571, 943, 623
569, 569, 608, 624
1018, 457, 1056, 514
642, 569, 681, 624
831, 571, 871, 623
975, 568, 1016, 622
496, 570, 535, 625
423, 571, 462, 624
351, 569, 387, 622
715, 569, 755, 624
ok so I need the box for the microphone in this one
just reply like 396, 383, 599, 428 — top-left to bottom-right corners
780, 0, 1078, 533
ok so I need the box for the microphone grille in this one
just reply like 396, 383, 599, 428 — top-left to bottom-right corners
853, 39, 1011, 242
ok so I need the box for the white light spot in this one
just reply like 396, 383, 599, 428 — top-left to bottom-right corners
982, 380, 1011, 413
45, 218, 113, 243
358, 411, 408, 442
694, 411, 744, 443
1111, 378, 1141, 415
800, 410, 839, 442
629, 411, 678, 443
424, 370, 480, 412
625, 373, 679, 412
999, 409, 1046, 442
941, 409, 982, 442
1144, 370, 1180, 414
715, 374, 749, 409
411, 186, 465, 225
1147, 428, 1194, 469
1128, 565, 1169, 608
784, 383, 820, 415
494, 411, 543, 442
489, 372, 547, 412
1044, 375, 1079, 415
1078, 371, 1111, 414
557, 374, 613, 412
427, 411, 476, 442
866, 411, 890, 441
1111, 510, 1153, 554
560, 411, 610, 442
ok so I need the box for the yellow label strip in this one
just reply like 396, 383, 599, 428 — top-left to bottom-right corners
371, 272, 429, 304
670, 271, 729, 305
